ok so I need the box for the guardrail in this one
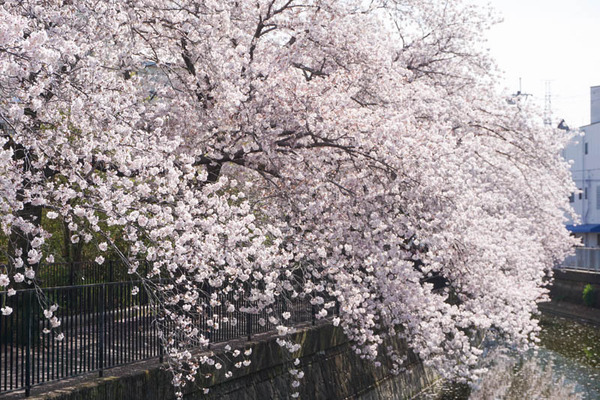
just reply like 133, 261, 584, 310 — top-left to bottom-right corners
561, 248, 600, 272
0, 282, 317, 396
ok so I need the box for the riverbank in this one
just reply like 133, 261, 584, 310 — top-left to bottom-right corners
416, 311, 600, 400
538, 300, 600, 326
549, 268, 600, 310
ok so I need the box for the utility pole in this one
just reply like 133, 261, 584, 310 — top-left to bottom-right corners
543, 80, 552, 126
508, 78, 531, 104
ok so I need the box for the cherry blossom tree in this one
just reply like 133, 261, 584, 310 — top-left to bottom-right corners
0, 0, 577, 395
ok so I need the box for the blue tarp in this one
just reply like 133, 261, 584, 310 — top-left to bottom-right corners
566, 224, 600, 233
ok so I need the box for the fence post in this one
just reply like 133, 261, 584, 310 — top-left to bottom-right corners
246, 312, 252, 341
98, 284, 105, 377
207, 286, 213, 347
25, 291, 33, 397
158, 275, 164, 364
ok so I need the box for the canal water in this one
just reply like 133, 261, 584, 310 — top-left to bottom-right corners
417, 314, 600, 399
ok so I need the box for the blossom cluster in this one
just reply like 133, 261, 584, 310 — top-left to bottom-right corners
0, 0, 577, 396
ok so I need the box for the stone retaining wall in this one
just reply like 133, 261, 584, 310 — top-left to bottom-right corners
550, 269, 600, 307
27, 322, 438, 400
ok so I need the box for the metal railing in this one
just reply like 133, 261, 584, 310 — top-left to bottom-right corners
0, 282, 316, 396
561, 247, 600, 272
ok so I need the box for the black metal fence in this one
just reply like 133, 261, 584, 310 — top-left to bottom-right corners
0, 281, 316, 396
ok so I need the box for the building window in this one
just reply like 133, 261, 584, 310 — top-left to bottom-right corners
569, 193, 575, 203
585, 187, 588, 199
585, 142, 589, 154
579, 189, 582, 200
597, 234, 600, 246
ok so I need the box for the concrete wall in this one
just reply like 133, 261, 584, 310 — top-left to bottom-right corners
26, 322, 438, 400
550, 269, 600, 307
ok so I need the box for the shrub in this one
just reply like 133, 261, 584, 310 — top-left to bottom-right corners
582, 284, 596, 307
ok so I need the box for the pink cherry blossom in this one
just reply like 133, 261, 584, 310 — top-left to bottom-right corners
0, 0, 577, 396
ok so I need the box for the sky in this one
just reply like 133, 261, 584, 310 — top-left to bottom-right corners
472, 0, 600, 128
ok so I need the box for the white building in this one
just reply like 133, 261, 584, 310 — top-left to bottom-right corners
562, 87, 600, 269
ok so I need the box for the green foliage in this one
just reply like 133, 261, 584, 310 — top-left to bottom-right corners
0, 205, 129, 267
582, 284, 596, 307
